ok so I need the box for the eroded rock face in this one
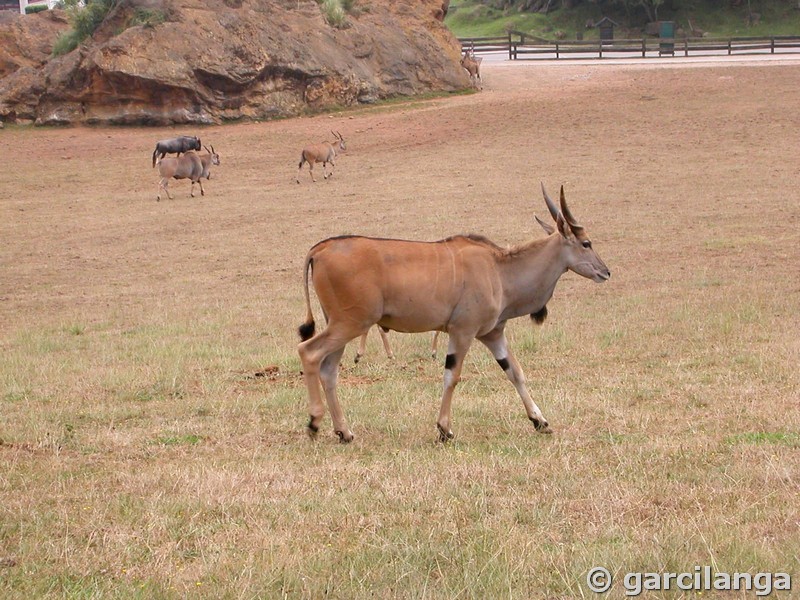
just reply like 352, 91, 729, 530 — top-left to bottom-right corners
0, 0, 470, 125
0, 9, 69, 79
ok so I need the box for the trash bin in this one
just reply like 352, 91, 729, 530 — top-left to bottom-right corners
659, 21, 675, 55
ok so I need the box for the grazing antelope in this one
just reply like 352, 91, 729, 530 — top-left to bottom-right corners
298, 184, 610, 443
156, 145, 220, 201
152, 135, 201, 167
354, 327, 442, 363
296, 131, 346, 183
460, 49, 482, 89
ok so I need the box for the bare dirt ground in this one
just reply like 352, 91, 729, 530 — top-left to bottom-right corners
3, 59, 799, 334
1, 59, 799, 596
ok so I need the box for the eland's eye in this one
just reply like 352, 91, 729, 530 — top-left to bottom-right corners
582, 240, 592, 249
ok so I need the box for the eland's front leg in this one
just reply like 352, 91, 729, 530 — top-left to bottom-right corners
436, 332, 474, 442
478, 327, 551, 433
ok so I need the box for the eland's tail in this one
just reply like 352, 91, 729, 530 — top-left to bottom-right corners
297, 254, 316, 341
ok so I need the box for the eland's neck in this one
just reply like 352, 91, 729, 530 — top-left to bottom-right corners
498, 234, 568, 322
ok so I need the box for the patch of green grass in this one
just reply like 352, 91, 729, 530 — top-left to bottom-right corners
129, 8, 167, 29
156, 434, 203, 446
726, 432, 800, 447
319, 0, 347, 28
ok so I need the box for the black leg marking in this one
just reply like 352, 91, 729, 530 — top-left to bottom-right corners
496, 357, 510, 371
444, 353, 456, 370
530, 305, 548, 324
530, 416, 552, 434
307, 418, 319, 434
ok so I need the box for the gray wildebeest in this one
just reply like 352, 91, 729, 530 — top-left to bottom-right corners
156, 146, 220, 201
296, 131, 346, 183
297, 185, 610, 443
152, 135, 202, 167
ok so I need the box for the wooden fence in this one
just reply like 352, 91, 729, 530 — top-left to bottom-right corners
458, 32, 800, 60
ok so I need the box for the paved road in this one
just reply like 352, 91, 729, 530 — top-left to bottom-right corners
478, 49, 800, 67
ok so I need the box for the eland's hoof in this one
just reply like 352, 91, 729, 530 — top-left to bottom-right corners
530, 417, 553, 434
437, 424, 454, 443
336, 430, 354, 444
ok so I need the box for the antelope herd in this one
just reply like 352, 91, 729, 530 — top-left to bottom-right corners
146, 49, 610, 445
150, 45, 482, 199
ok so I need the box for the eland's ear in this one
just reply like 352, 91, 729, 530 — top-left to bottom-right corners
556, 212, 571, 239
535, 214, 555, 235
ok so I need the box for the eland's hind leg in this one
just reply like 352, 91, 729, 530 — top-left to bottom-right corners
319, 346, 350, 442
298, 324, 364, 441
377, 327, 394, 360
354, 331, 368, 363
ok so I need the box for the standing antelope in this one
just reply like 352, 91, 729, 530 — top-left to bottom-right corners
296, 131, 346, 183
156, 145, 220, 201
460, 50, 482, 89
298, 184, 610, 443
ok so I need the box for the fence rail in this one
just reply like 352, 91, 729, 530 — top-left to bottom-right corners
458, 33, 800, 60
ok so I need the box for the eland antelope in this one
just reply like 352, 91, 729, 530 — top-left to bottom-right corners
296, 131, 345, 183
156, 145, 219, 201
460, 49, 482, 89
297, 185, 610, 443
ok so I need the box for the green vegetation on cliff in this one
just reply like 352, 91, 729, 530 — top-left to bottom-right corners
446, 0, 800, 39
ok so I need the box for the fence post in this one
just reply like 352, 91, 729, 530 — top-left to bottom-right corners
508, 32, 513, 60
642, 38, 646, 58
728, 39, 732, 55
771, 37, 775, 54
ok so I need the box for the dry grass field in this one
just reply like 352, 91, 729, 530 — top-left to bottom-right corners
1, 59, 799, 598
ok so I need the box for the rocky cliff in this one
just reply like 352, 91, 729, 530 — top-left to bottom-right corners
0, 0, 469, 126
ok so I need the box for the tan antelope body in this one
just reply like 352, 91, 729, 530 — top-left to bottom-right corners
296, 131, 345, 183
460, 50, 482, 89
298, 185, 610, 443
157, 146, 220, 201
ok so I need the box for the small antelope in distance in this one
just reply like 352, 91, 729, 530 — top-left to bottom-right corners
152, 135, 201, 167
297, 184, 610, 443
460, 48, 482, 89
354, 327, 442, 363
296, 131, 346, 183
156, 145, 220, 201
